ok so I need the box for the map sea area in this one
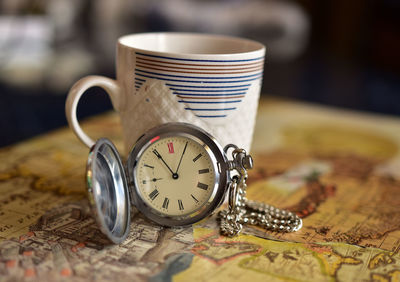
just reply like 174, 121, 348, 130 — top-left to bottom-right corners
0, 100, 400, 281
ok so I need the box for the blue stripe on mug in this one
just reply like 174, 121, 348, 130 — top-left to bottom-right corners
195, 115, 227, 118
169, 88, 248, 92
178, 100, 242, 104
166, 84, 251, 88
174, 92, 246, 97
185, 107, 236, 111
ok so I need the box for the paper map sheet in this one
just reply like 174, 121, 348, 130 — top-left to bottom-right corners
1, 99, 400, 281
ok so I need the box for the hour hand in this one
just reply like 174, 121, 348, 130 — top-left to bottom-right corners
142, 178, 163, 184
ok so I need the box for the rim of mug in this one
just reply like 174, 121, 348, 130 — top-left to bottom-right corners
118, 32, 265, 59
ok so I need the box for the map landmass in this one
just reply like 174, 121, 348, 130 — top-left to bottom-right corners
174, 227, 400, 282
0, 201, 194, 281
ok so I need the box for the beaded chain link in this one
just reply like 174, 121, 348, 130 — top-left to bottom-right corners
218, 145, 302, 237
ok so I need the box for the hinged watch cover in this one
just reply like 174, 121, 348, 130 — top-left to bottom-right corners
86, 138, 131, 244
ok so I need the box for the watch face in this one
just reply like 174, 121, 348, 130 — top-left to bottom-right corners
127, 123, 228, 227
137, 135, 215, 217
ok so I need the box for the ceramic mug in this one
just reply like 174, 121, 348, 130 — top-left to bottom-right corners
66, 32, 265, 153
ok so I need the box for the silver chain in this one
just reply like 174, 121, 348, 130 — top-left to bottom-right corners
218, 145, 303, 237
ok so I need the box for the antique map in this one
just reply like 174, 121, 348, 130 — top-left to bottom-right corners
1, 99, 400, 281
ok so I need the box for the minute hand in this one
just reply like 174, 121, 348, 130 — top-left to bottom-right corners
152, 149, 174, 175
175, 142, 188, 174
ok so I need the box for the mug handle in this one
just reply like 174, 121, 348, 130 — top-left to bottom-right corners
65, 75, 121, 148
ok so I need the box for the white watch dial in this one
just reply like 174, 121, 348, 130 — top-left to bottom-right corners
136, 136, 215, 216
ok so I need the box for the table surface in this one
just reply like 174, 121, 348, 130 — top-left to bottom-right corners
1, 98, 400, 282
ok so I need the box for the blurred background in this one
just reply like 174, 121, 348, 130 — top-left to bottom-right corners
0, 0, 399, 147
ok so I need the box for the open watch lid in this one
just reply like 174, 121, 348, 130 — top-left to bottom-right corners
86, 138, 131, 244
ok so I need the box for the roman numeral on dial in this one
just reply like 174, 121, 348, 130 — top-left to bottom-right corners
198, 168, 209, 174
191, 194, 199, 203
149, 189, 159, 201
193, 154, 202, 162
178, 199, 184, 210
162, 197, 169, 209
167, 142, 174, 153
197, 182, 208, 190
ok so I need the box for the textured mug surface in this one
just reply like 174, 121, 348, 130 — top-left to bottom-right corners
66, 32, 265, 153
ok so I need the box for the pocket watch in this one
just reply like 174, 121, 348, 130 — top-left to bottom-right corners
86, 123, 302, 244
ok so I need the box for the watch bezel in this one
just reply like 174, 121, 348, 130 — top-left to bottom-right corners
127, 122, 229, 227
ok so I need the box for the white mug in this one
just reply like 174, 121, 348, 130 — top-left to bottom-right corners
66, 32, 265, 153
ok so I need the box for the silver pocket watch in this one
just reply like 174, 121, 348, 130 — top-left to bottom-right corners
86, 122, 302, 244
